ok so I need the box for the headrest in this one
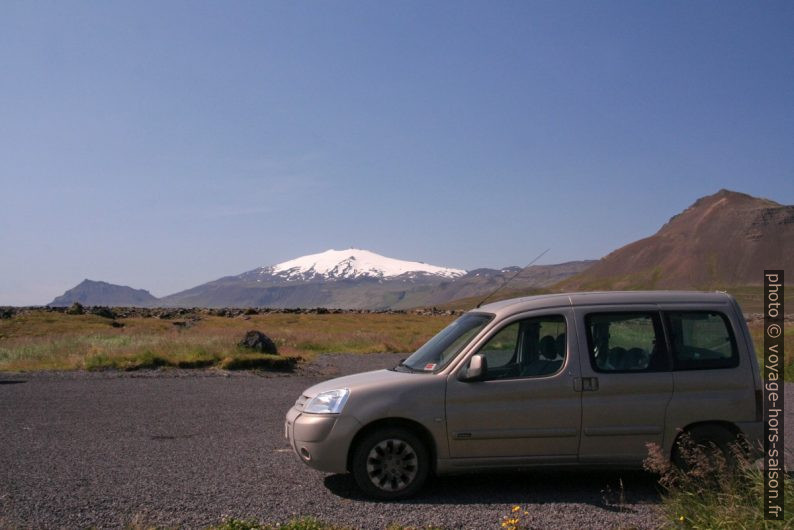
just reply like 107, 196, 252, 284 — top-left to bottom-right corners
539, 335, 557, 360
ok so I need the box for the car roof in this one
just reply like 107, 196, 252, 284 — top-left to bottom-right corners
474, 290, 734, 318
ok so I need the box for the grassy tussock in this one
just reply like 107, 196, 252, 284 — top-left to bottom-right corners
644, 436, 794, 528
0, 311, 454, 371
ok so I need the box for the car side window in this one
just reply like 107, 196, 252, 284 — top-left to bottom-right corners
665, 311, 739, 370
586, 312, 669, 372
476, 315, 566, 381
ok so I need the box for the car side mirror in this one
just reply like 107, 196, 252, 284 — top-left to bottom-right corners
459, 354, 487, 382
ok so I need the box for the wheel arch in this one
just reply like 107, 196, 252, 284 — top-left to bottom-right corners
670, 420, 744, 458
346, 417, 438, 474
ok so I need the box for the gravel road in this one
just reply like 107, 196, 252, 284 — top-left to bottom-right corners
0, 356, 789, 529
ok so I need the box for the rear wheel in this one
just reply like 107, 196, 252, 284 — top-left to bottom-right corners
672, 425, 743, 472
351, 427, 429, 500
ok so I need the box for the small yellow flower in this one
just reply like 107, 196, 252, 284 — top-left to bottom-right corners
679, 515, 685, 522
512, 505, 521, 513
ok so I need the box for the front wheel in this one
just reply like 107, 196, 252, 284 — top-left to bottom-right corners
351, 427, 429, 500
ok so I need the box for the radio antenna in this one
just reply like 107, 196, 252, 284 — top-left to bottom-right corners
475, 248, 550, 308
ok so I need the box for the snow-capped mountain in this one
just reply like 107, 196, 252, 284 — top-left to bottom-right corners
252, 248, 466, 282
154, 249, 592, 308
52, 247, 593, 309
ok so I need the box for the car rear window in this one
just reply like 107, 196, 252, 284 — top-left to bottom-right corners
665, 311, 739, 370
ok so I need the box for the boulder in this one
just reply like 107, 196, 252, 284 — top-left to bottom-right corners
238, 330, 278, 355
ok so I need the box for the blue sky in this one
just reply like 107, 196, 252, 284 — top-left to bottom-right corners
1, 1, 792, 305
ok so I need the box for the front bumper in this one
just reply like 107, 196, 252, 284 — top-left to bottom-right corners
285, 406, 362, 474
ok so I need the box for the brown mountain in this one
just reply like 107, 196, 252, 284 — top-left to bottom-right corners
559, 189, 792, 290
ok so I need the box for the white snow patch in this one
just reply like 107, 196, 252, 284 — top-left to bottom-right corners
264, 248, 466, 281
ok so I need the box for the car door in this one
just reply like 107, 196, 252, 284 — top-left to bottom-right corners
660, 302, 758, 441
574, 305, 673, 464
445, 309, 582, 462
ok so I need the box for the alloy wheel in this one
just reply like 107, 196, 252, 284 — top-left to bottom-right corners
365, 438, 418, 492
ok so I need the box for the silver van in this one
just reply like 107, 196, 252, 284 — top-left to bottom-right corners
285, 291, 762, 499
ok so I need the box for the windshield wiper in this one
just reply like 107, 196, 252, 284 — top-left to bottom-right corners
394, 359, 415, 372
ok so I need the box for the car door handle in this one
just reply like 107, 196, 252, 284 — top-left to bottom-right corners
573, 377, 599, 392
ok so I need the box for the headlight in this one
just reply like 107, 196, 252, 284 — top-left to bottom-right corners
304, 388, 350, 414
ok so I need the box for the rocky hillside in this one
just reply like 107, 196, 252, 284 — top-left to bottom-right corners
559, 189, 793, 290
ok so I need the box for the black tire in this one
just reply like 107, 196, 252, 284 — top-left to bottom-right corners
351, 427, 430, 500
672, 424, 742, 471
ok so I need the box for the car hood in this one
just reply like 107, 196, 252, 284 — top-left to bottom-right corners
302, 368, 420, 398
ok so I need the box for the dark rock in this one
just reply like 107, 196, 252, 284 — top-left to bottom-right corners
110, 321, 125, 328
66, 302, 85, 315
238, 330, 278, 354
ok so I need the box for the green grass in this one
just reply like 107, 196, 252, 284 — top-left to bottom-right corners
1, 306, 789, 375
0, 310, 455, 372
645, 438, 794, 529
656, 469, 794, 528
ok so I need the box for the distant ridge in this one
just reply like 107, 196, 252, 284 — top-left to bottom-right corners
46, 250, 592, 309
558, 189, 793, 290
159, 249, 591, 309
49, 280, 158, 307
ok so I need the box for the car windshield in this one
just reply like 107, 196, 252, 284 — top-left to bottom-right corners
401, 313, 493, 372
